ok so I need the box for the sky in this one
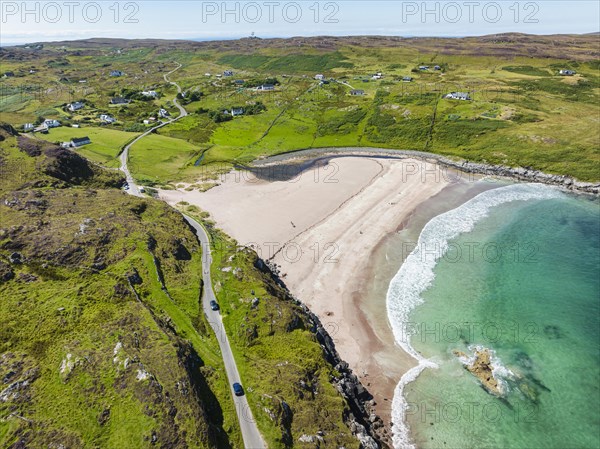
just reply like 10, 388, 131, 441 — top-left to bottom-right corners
1, 1, 599, 45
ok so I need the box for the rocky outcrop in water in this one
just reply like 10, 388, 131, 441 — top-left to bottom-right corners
454, 348, 502, 396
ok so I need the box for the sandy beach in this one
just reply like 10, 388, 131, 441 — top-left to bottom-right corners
159, 156, 463, 428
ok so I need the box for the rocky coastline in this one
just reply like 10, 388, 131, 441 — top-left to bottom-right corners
256, 258, 391, 449
252, 147, 600, 195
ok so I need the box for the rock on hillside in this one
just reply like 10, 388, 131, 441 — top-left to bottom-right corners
17, 135, 124, 188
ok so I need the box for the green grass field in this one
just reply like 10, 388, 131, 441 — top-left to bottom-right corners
3, 37, 599, 182
44, 126, 140, 167
128, 133, 202, 185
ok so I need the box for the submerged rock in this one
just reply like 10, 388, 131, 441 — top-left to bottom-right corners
454, 348, 502, 396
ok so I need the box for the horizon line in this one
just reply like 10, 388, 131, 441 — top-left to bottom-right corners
3, 30, 600, 47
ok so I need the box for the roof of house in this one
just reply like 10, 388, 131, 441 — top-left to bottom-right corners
71, 137, 91, 144
447, 92, 471, 99
350, 89, 365, 94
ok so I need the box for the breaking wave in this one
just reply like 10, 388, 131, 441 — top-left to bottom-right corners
386, 183, 564, 449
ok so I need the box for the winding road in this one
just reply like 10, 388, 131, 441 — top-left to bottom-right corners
119, 63, 187, 197
184, 215, 267, 449
119, 64, 266, 449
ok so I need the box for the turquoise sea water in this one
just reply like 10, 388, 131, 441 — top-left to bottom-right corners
387, 184, 600, 449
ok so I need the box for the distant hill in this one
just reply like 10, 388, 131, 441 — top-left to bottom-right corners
3, 33, 599, 61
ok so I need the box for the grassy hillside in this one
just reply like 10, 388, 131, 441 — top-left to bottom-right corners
0, 125, 240, 448
0, 124, 383, 448
3, 35, 597, 183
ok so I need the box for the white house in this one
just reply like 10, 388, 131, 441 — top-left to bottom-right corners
205, 73, 211, 77
100, 114, 116, 124
23, 123, 34, 132
158, 108, 170, 118
43, 119, 61, 128
559, 69, 576, 76
67, 102, 84, 112
141, 90, 158, 98
224, 108, 244, 117
258, 84, 275, 91
110, 70, 124, 77
315, 74, 324, 80
223, 70, 234, 77
445, 92, 471, 101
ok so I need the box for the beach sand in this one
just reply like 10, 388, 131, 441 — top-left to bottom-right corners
159, 157, 467, 429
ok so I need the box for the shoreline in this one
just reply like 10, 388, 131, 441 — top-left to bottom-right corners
248, 147, 600, 195
158, 157, 497, 445
154, 150, 597, 448
353, 179, 503, 431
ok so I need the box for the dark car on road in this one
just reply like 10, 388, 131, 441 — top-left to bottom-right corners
232, 382, 244, 396
210, 300, 219, 311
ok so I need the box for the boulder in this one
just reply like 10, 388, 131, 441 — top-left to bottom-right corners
454, 348, 501, 396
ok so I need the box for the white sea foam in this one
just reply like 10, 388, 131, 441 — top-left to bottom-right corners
386, 183, 564, 449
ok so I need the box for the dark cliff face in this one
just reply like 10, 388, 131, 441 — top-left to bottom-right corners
0, 123, 20, 140
16, 136, 124, 188
254, 256, 390, 449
